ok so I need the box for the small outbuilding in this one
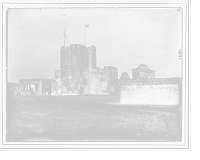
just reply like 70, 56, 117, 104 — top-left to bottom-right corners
131, 64, 156, 80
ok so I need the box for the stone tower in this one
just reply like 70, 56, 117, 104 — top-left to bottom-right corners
59, 44, 97, 95
88, 46, 96, 71
89, 66, 119, 94
108, 66, 119, 94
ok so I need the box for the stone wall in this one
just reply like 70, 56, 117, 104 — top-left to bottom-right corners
108, 66, 120, 94
131, 64, 156, 80
61, 44, 96, 95
120, 78, 181, 104
89, 66, 120, 94
88, 45, 96, 70
42, 79, 51, 95
138, 71, 155, 79
59, 43, 120, 95
84, 68, 109, 95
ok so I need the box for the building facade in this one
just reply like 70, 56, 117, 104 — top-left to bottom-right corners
51, 70, 61, 95
17, 78, 52, 96
131, 64, 156, 80
84, 66, 118, 95
58, 44, 118, 95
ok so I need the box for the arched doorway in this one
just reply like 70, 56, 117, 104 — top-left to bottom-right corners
143, 75, 152, 80
31, 84, 35, 91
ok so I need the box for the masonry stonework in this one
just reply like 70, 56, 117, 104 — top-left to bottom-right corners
84, 66, 118, 95
120, 78, 181, 105
58, 44, 118, 95
60, 44, 89, 95
131, 64, 156, 80
51, 70, 61, 95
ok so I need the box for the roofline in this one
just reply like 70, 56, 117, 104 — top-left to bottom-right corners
19, 78, 52, 82
131, 68, 156, 73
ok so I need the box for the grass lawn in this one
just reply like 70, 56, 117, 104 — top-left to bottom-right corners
6, 95, 182, 142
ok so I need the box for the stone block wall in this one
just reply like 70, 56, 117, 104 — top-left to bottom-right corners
88, 68, 110, 94
59, 44, 118, 95
89, 66, 120, 94
61, 44, 89, 95
51, 78, 60, 95
42, 79, 51, 95
108, 66, 120, 94
120, 78, 181, 104
88, 46, 96, 71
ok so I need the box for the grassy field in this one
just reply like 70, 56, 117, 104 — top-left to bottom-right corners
6, 95, 182, 142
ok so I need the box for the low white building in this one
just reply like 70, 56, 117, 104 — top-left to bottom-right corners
16, 78, 52, 96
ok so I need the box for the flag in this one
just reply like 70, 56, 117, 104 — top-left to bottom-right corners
63, 30, 68, 40
85, 24, 89, 28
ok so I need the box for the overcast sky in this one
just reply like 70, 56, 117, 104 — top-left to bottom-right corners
7, 7, 182, 83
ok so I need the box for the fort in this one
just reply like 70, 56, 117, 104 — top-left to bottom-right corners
9, 30, 181, 106
120, 77, 181, 105
16, 78, 52, 96
51, 44, 120, 95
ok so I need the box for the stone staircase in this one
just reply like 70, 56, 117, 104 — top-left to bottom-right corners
16, 91, 36, 96
15, 91, 21, 95
29, 90, 36, 96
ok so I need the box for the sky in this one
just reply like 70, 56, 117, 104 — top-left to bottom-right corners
7, 7, 182, 83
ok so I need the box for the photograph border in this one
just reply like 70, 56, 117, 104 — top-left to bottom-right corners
0, 0, 190, 150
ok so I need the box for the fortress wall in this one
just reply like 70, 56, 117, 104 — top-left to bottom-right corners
108, 66, 120, 94
61, 44, 89, 94
120, 84, 180, 105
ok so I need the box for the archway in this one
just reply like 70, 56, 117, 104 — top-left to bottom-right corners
31, 84, 35, 91
143, 75, 152, 80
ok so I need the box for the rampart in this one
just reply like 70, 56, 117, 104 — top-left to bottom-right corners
120, 78, 181, 105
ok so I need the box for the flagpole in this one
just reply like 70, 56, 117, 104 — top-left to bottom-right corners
64, 21, 67, 47
64, 30, 65, 47
84, 26, 86, 46
62, 22, 68, 47
84, 24, 89, 46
